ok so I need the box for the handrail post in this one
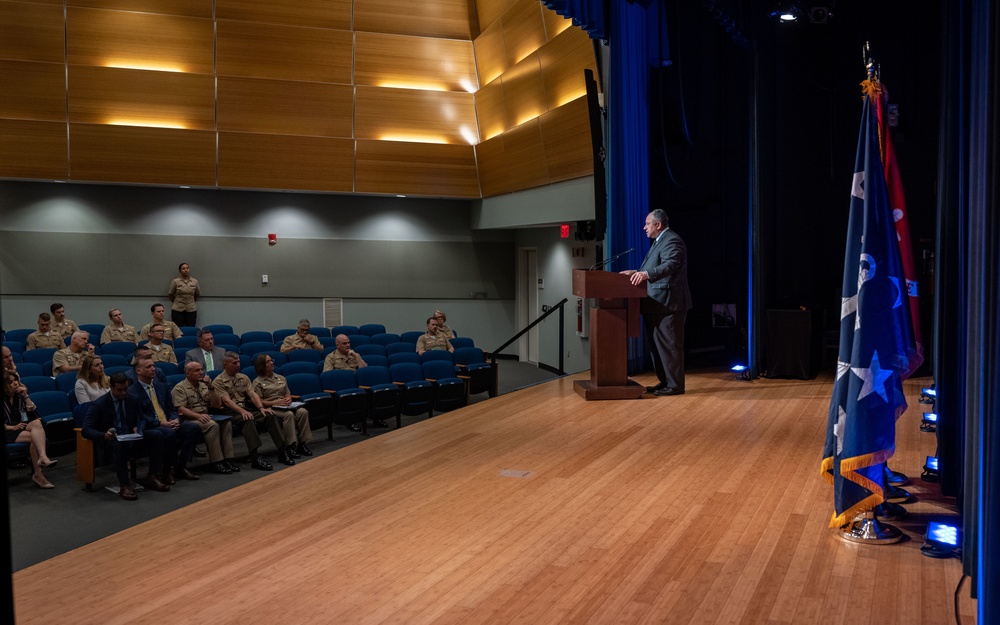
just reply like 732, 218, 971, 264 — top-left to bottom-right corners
558, 304, 565, 375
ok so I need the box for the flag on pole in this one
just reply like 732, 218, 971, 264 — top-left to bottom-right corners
874, 85, 924, 378
821, 81, 915, 528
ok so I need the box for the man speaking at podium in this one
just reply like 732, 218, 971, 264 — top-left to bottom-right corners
620, 209, 692, 396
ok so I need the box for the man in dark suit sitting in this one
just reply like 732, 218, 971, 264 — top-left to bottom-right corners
83, 372, 175, 500
185, 329, 225, 372
620, 208, 693, 396
129, 356, 202, 481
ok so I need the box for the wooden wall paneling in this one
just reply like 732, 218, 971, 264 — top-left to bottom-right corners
217, 20, 353, 83
0, 1, 65, 63
475, 78, 508, 141
66, 8, 215, 75
500, 0, 546, 67
216, 0, 352, 30
355, 32, 478, 93
538, 96, 593, 182
355, 140, 480, 197
69, 124, 216, 185
0, 120, 67, 180
354, 0, 474, 40
473, 20, 508, 88
475, 0, 513, 33
474, 134, 512, 197
0, 60, 66, 122
355, 87, 478, 145
218, 77, 354, 138
501, 53, 547, 129
541, 3, 574, 41
498, 119, 549, 192
218, 133, 355, 192
68, 66, 215, 130
537, 25, 598, 110
67, 0, 213, 18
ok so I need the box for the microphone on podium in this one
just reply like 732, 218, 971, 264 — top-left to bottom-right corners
588, 248, 635, 271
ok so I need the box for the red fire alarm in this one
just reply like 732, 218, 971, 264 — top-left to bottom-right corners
560, 224, 570, 239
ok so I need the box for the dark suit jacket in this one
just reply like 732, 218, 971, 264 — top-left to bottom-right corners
82, 392, 143, 440
185, 346, 225, 371
129, 379, 180, 428
639, 229, 692, 312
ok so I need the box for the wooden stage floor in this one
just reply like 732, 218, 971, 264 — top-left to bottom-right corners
13, 370, 974, 625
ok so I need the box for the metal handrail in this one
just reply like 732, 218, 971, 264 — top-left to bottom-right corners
488, 297, 569, 396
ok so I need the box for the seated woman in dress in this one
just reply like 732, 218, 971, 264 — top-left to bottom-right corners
75, 354, 110, 404
3, 370, 56, 488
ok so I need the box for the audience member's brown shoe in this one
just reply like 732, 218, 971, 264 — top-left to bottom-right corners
144, 474, 170, 492
163, 467, 177, 485
178, 467, 200, 480
119, 484, 137, 501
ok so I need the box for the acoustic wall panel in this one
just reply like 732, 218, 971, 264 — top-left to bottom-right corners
474, 79, 507, 141
496, 119, 548, 190
475, 0, 513, 33
70, 124, 216, 186
355, 140, 479, 197
473, 20, 508, 88
355, 32, 478, 93
67, 7, 215, 75
0, 1, 65, 63
68, 66, 215, 130
216, 0, 352, 30
355, 0, 474, 40
0, 60, 66, 122
538, 96, 593, 182
218, 77, 354, 138
67, 0, 213, 18
218, 133, 355, 192
0, 120, 67, 180
501, 53, 546, 128
217, 20, 353, 83
538, 25, 599, 109
355, 86, 478, 146
500, 0, 546, 67
474, 134, 511, 197
541, 3, 574, 41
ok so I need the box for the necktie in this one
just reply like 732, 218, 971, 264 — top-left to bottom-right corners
115, 399, 126, 432
147, 385, 167, 423
205, 351, 214, 370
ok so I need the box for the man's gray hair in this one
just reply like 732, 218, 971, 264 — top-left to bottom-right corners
649, 209, 669, 227
298, 319, 311, 328
224, 351, 240, 362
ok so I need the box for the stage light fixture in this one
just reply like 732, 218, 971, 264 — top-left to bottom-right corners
920, 411, 937, 432
921, 387, 936, 397
808, 6, 829, 23
921, 520, 961, 558
922, 455, 940, 482
769, 1, 801, 22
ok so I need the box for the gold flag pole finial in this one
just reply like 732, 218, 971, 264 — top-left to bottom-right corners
861, 41, 881, 100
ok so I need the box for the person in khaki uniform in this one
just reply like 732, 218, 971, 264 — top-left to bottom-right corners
26, 313, 65, 350
144, 324, 178, 364
171, 361, 237, 475
251, 354, 312, 459
432, 310, 455, 340
280, 319, 323, 353
100, 309, 138, 345
139, 303, 184, 341
168, 262, 200, 327
53, 331, 96, 374
416, 317, 454, 354
213, 351, 291, 470
50, 303, 78, 339
323, 334, 368, 372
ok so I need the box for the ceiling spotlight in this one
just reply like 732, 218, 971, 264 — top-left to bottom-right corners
808, 6, 830, 23
769, 1, 801, 22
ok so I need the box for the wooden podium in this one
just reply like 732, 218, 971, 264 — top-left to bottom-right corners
572, 269, 647, 400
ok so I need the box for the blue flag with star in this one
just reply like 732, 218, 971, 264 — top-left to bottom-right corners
821, 84, 914, 528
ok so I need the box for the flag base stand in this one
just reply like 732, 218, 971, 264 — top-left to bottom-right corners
873, 501, 908, 521
839, 514, 903, 544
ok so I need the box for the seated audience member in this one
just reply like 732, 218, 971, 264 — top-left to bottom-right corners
75, 354, 110, 403
124, 346, 167, 385
280, 319, 323, 353
214, 351, 290, 470
251, 354, 312, 460
3, 370, 56, 488
53, 331, 96, 374
144, 324, 178, 363
416, 316, 454, 354
323, 334, 368, 372
83, 372, 175, 500
139, 303, 183, 341
185, 329, 225, 372
26, 313, 65, 350
172, 361, 238, 474
433, 310, 455, 340
2, 346, 18, 381
100, 308, 138, 345
130, 357, 201, 481
50, 303, 79, 339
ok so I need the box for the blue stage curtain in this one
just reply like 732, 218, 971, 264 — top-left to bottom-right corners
542, 0, 607, 40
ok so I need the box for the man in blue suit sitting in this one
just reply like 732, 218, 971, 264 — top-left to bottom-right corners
129, 356, 202, 482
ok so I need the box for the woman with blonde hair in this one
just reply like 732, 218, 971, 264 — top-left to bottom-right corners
74, 354, 110, 403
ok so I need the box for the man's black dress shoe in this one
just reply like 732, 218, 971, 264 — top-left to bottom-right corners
277, 448, 295, 466
213, 462, 232, 474
645, 382, 668, 393
286, 445, 301, 459
297, 443, 313, 457
348, 423, 363, 432
250, 456, 273, 471
193, 445, 207, 457
371, 419, 389, 429
225, 460, 241, 472
653, 387, 685, 396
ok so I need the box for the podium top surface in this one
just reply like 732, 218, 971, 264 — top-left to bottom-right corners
572, 269, 647, 299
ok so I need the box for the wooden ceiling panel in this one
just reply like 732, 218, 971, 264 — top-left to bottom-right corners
538, 96, 593, 182
475, 0, 513, 33
475, 78, 507, 142
473, 20, 508, 88
67, 0, 213, 18
356, 140, 479, 197
0, 1, 65, 63
501, 0, 546, 67
0, 60, 66, 122
218, 77, 354, 138
538, 24, 598, 109
0, 120, 67, 180
216, 0, 352, 30
355, 32, 477, 93
501, 52, 546, 129
70, 123, 216, 185
217, 20, 353, 83
219, 133, 355, 192
355, 0, 473, 40
356, 86, 478, 146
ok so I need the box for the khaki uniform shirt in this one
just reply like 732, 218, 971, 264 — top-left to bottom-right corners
52, 348, 87, 373
101, 324, 138, 345
323, 350, 367, 372
171, 378, 214, 415
281, 333, 322, 351
416, 332, 451, 353
213, 370, 255, 411
139, 321, 183, 341
168, 277, 200, 312
252, 374, 291, 403
147, 342, 177, 364
53, 318, 78, 338
438, 324, 455, 340
26, 331, 64, 350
